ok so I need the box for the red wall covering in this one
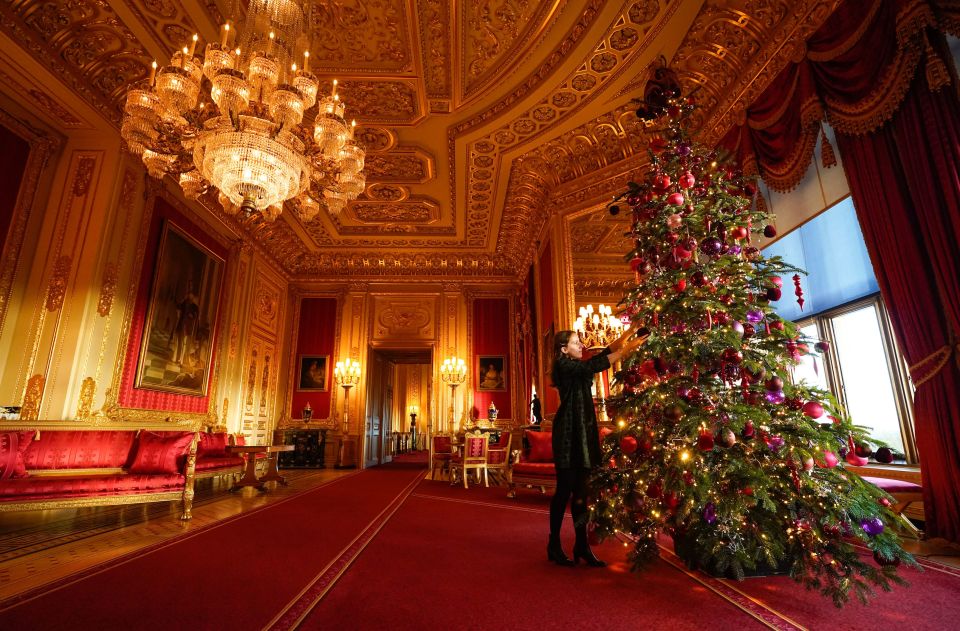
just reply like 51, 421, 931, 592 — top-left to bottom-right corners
471, 298, 512, 419
118, 199, 228, 412
537, 244, 559, 414
289, 298, 338, 419
0, 125, 31, 253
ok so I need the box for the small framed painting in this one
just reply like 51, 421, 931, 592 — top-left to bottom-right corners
297, 355, 330, 392
477, 355, 506, 391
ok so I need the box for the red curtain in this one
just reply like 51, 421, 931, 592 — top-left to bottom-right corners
472, 298, 512, 419
290, 298, 338, 420
716, 0, 960, 540
836, 70, 960, 541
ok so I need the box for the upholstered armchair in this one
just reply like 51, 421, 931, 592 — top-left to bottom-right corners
430, 434, 453, 480
449, 430, 489, 489
485, 432, 512, 486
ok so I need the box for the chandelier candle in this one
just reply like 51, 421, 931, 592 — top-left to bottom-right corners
121, 0, 365, 223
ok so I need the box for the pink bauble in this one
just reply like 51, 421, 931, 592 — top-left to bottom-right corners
822, 451, 839, 468
802, 401, 825, 419
679, 172, 696, 189
668, 192, 685, 206
803, 457, 815, 471
666, 213, 683, 229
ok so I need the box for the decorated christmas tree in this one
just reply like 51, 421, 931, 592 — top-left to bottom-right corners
590, 65, 916, 606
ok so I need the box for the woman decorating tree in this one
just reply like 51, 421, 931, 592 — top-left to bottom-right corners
548, 326, 648, 567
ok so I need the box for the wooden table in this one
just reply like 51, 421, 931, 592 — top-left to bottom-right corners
226, 444, 295, 492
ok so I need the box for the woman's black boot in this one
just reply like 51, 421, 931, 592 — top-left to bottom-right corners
573, 529, 606, 567
547, 536, 574, 566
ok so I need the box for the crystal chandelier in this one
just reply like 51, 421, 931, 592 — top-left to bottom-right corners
120, 0, 365, 222
574, 304, 625, 349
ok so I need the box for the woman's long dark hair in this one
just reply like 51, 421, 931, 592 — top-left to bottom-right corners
551, 330, 576, 384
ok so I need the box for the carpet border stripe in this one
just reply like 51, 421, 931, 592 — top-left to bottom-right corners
264, 470, 426, 631
0, 471, 361, 612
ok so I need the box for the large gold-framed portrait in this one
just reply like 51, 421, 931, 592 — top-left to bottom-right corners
135, 221, 225, 396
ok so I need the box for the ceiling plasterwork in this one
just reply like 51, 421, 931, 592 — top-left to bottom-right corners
0, 0, 843, 280
308, 0, 413, 73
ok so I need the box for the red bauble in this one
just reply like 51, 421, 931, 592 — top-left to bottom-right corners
629, 256, 643, 272
673, 246, 693, 260
653, 173, 671, 190
697, 430, 715, 451
674, 279, 687, 293
646, 481, 662, 498
731, 226, 748, 240
802, 401, 825, 419
770, 320, 785, 332
620, 435, 639, 455
873, 551, 901, 567
879, 497, 892, 507
682, 471, 695, 485
679, 171, 696, 189
763, 224, 777, 238
668, 192, 685, 206
721, 348, 743, 364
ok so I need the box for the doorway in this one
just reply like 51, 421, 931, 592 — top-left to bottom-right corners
364, 347, 433, 467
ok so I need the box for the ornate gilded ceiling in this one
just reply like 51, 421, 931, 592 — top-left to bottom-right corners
0, 0, 841, 282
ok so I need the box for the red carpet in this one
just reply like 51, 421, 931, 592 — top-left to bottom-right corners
4, 470, 957, 630
391, 450, 428, 465
0, 466, 424, 630
298, 479, 769, 630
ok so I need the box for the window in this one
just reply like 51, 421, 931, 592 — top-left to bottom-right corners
793, 297, 917, 463
764, 198, 917, 464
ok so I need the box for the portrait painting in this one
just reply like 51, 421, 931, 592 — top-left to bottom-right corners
477, 355, 506, 391
297, 355, 329, 392
542, 325, 554, 388
135, 221, 225, 396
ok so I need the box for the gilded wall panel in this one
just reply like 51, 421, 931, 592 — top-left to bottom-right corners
372, 295, 436, 341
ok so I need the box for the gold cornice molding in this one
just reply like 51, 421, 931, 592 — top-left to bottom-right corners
0, 0, 152, 127
674, 0, 841, 144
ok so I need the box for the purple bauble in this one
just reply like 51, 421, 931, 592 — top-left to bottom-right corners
677, 143, 692, 156
731, 321, 745, 336
765, 435, 785, 451
746, 309, 764, 324
728, 244, 742, 255
764, 389, 786, 404
861, 517, 885, 536
703, 502, 717, 524
699, 237, 723, 256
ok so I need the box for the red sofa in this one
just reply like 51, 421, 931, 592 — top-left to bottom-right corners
507, 430, 557, 498
193, 431, 246, 482
0, 428, 216, 520
507, 427, 614, 498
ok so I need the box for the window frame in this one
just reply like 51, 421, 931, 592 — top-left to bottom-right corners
794, 293, 918, 464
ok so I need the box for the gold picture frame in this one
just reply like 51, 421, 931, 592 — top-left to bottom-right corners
297, 355, 330, 392
477, 355, 507, 391
134, 220, 225, 396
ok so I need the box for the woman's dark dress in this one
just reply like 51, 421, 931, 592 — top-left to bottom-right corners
551, 349, 611, 469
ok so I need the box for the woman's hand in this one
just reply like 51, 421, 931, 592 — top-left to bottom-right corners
607, 326, 649, 364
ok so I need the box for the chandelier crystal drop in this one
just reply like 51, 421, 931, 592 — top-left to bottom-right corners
120, 0, 365, 223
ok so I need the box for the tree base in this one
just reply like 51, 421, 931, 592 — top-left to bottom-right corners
672, 532, 790, 579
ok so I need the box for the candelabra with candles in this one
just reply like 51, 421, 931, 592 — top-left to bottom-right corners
439, 357, 467, 434
334, 358, 361, 433
120, 0, 365, 223
573, 304, 625, 423
334, 358, 361, 468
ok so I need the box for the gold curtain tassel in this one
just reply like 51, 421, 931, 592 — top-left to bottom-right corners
820, 126, 837, 169
923, 31, 950, 92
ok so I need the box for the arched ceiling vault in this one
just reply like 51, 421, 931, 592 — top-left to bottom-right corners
0, 0, 840, 282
